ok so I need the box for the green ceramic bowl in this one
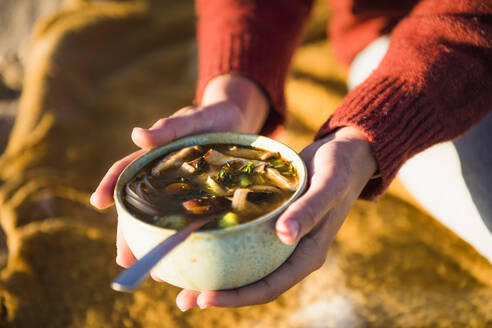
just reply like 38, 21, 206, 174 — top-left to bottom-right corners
114, 133, 308, 291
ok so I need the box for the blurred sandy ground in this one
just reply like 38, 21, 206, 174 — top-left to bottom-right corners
0, 0, 490, 327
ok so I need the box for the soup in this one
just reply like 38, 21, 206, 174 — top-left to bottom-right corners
123, 144, 299, 230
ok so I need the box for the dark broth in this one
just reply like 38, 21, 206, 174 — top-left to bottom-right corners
123, 144, 299, 230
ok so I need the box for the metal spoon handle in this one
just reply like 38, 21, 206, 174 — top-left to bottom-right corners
111, 219, 208, 292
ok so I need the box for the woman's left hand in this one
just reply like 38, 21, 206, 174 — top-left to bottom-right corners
176, 126, 377, 310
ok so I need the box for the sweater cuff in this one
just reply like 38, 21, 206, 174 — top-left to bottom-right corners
315, 74, 444, 200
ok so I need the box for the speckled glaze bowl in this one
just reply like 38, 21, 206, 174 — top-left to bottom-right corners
114, 133, 308, 291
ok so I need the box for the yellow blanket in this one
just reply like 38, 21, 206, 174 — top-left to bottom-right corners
0, 0, 490, 327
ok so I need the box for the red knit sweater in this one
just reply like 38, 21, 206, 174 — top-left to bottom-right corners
195, 0, 492, 199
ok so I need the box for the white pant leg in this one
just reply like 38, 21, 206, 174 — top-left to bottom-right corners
349, 36, 492, 263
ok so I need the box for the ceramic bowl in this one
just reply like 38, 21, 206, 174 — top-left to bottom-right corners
114, 132, 308, 291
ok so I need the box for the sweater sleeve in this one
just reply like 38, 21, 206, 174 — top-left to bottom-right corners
195, 0, 313, 136
316, 0, 492, 199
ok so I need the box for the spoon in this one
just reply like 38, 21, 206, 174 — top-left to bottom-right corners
111, 219, 209, 292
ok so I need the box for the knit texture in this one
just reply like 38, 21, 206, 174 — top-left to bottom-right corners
196, 0, 492, 199
329, 0, 417, 65
195, 0, 313, 136
317, 0, 492, 198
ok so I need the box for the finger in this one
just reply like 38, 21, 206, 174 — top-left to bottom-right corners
131, 103, 243, 149
275, 188, 333, 245
90, 149, 146, 209
116, 221, 136, 268
198, 205, 351, 308
195, 232, 326, 308
131, 106, 195, 149
276, 144, 347, 244
176, 289, 201, 312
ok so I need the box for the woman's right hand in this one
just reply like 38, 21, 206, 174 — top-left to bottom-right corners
90, 101, 251, 209
90, 74, 268, 210
89, 74, 268, 266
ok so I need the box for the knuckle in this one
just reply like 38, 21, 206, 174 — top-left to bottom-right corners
153, 118, 167, 128
154, 118, 177, 140
172, 106, 196, 117
300, 236, 321, 255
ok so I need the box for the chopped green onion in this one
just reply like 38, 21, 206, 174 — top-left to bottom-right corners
288, 162, 297, 176
216, 168, 232, 185
239, 175, 252, 187
155, 215, 188, 230
218, 212, 239, 228
270, 159, 285, 169
216, 161, 237, 186
240, 162, 255, 175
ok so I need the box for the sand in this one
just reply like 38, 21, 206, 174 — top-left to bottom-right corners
0, 0, 490, 327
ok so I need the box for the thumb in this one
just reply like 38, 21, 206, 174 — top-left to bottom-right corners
275, 144, 345, 245
132, 103, 244, 149
275, 183, 338, 245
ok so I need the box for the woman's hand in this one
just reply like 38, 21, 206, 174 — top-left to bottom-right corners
176, 126, 377, 310
90, 74, 268, 210
90, 74, 268, 266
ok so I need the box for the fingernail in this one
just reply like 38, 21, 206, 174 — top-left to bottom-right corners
89, 193, 97, 207
177, 303, 190, 312
132, 127, 145, 134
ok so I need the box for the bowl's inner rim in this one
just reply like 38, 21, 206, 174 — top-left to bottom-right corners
115, 132, 308, 236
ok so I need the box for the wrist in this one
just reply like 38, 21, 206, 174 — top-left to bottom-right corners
201, 75, 269, 133
323, 126, 378, 182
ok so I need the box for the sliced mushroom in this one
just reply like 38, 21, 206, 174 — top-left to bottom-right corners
151, 146, 202, 175
187, 156, 208, 173
232, 188, 250, 212
203, 149, 265, 167
180, 156, 208, 174
223, 147, 264, 159
202, 149, 232, 166
180, 162, 196, 174
182, 196, 231, 215
260, 151, 280, 161
232, 189, 264, 215
249, 185, 280, 193
246, 191, 275, 203
254, 163, 267, 174
265, 168, 298, 191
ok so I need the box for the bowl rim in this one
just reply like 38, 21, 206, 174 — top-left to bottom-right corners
114, 132, 308, 236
